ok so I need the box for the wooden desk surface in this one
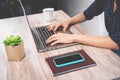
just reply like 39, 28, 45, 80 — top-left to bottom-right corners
0, 10, 120, 80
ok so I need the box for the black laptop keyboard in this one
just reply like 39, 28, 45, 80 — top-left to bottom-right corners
35, 26, 55, 47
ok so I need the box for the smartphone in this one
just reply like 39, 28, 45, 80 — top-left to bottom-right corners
53, 52, 85, 68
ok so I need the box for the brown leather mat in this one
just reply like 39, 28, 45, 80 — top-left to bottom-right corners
46, 49, 96, 76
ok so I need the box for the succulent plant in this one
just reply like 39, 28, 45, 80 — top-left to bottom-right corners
3, 35, 23, 46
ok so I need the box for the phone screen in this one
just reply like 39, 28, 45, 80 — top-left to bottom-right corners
53, 53, 85, 68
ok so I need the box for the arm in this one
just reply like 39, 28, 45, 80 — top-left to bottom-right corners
46, 33, 119, 50
47, 0, 119, 49
67, 0, 106, 25
73, 34, 119, 50
48, 13, 86, 32
48, 0, 106, 32
67, 13, 87, 25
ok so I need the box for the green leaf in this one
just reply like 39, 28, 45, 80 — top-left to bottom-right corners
3, 35, 23, 46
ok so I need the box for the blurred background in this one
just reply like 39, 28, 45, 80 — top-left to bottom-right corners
0, 0, 108, 36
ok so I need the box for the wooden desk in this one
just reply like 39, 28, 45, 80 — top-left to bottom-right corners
0, 10, 120, 80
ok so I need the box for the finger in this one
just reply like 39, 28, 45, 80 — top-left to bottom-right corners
54, 25, 59, 31
51, 40, 60, 46
46, 38, 57, 44
46, 34, 57, 41
63, 25, 67, 32
47, 25, 51, 29
46, 36, 58, 44
48, 25, 55, 31
48, 25, 54, 31
53, 23, 61, 31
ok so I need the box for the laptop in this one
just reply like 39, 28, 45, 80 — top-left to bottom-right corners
19, 0, 78, 52
31, 25, 78, 52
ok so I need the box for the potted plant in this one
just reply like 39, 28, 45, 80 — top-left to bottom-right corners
3, 35, 25, 61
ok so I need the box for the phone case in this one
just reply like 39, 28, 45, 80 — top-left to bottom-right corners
53, 53, 85, 68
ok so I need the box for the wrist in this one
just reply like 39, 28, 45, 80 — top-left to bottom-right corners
66, 18, 72, 25
71, 34, 80, 43
72, 34, 86, 43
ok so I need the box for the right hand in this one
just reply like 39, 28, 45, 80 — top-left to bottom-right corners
48, 20, 71, 32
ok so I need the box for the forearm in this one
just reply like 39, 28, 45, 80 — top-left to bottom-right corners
73, 34, 119, 50
67, 13, 87, 25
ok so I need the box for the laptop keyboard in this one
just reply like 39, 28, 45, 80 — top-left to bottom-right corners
32, 25, 76, 52
35, 26, 55, 47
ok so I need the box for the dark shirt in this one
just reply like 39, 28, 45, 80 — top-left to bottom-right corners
84, 0, 120, 48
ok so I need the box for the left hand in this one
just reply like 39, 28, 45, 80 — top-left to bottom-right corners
46, 33, 75, 46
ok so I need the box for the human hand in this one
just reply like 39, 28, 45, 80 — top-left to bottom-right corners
48, 20, 71, 32
46, 33, 75, 46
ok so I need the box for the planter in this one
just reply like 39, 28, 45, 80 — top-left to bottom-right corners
5, 43, 25, 61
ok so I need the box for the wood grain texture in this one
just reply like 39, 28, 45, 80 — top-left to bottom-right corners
0, 10, 120, 80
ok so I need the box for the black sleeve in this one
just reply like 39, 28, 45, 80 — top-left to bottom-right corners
109, 31, 120, 48
84, 0, 106, 20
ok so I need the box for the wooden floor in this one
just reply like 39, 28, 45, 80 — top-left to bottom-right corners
0, 10, 120, 80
